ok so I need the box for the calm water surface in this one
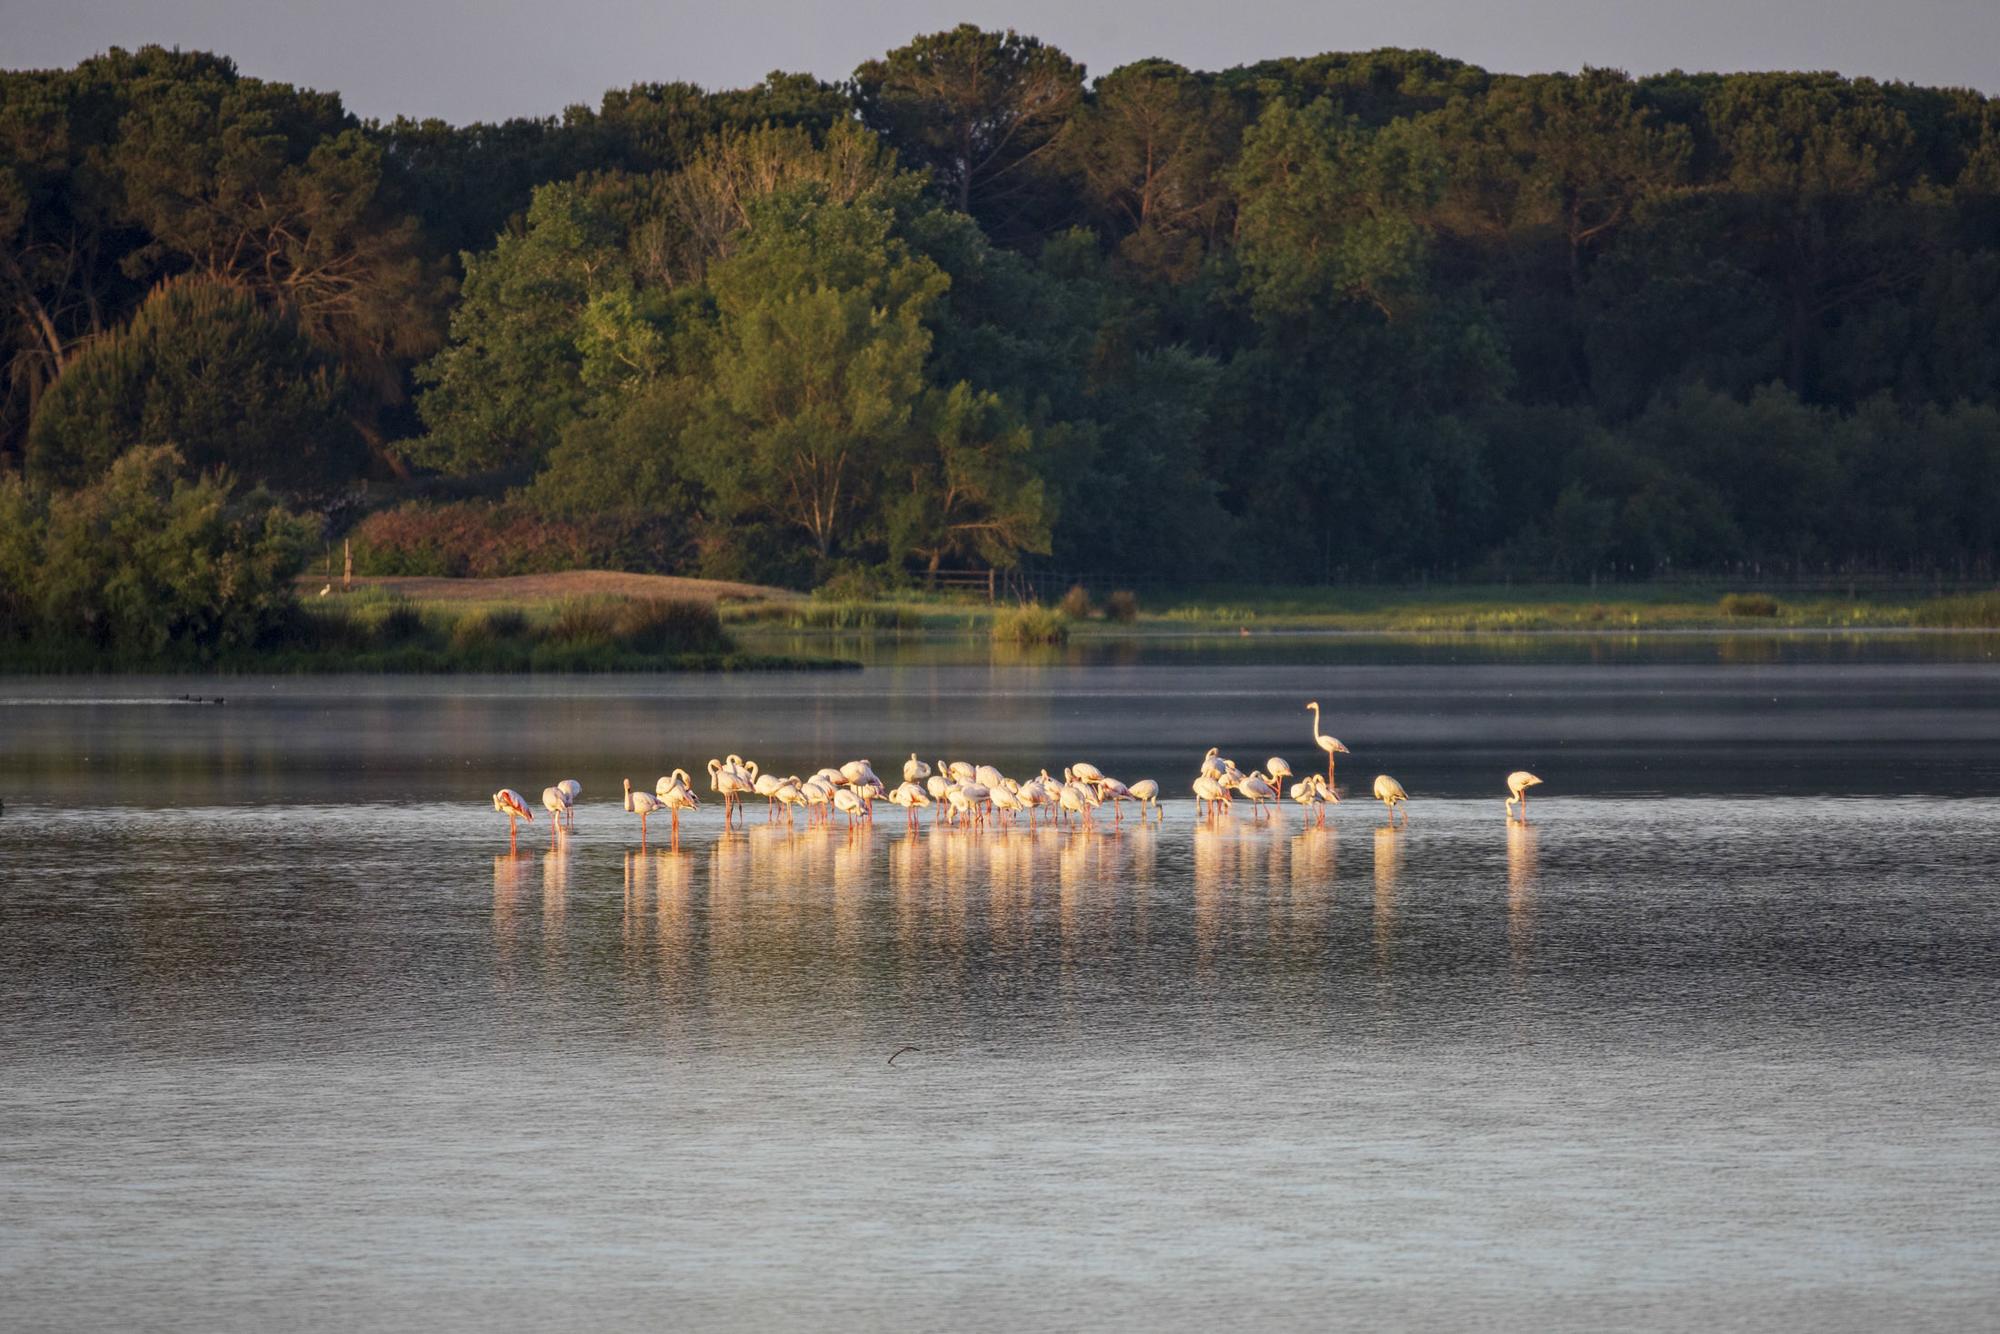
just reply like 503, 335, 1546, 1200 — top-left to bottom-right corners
3, 649, 1998, 1329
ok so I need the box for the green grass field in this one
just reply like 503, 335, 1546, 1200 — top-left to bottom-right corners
720, 584, 2000, 637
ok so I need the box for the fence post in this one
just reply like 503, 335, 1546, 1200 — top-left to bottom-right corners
342, 539, 352, 592
988, 569, 996, 603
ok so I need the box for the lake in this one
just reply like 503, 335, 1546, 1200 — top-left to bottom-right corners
3, 641, 1998, 1329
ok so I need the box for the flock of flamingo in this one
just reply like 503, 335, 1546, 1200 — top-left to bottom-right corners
488, 699, 1545, 849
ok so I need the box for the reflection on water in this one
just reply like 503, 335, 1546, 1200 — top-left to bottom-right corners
5, 665, 2000, 1331
1508, 820, 1538, 978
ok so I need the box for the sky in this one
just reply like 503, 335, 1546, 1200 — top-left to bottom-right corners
6, 0, 1998, 122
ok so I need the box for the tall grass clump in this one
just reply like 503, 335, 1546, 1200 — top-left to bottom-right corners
992, 603, 1069, 645
1911, 590, 2000, 627
1104, 589, 1140, 623
1059, 584, 1094, 619
1719, 592, 1781, 618
612, 598, 731, 655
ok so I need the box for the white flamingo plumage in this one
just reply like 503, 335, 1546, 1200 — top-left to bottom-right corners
541, 785, 572, 841
1127, 778, 1161, 822
623, 778, 666, 843
556, 779, 581, 829
1506, 771, 1543, 819
492, 788, 533, 847
1373, 774, 1410, 824
1306, 701, 1351, 785
887, 781, 930, 828
904, 754, 930, 784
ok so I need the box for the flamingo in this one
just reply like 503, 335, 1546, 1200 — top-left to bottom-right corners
492, 789, 534, 848
841, 759, 880, 788
945, 785, 976, 826
1291, 774, 1337, 827
904, 754, 931, 784
774, 778, 808, 825
623, 778, 666, 844
753, 771, 786, 818
1199, 747, 1229, 780
658, 772, 700, 841
1306, 701, 1351, 785
1506, 771, 1543, 820
888, 781, 930, 829
1235, 770, 1279, 820
947, 761, 975, 784
1095, 775, 1130, 821
541, 785, 572, 841
1373, 775, 1410, 825
1192, 774, 1229, 821
1128, 778, 1162, 822
832, 787, 866, 830
1070, 761, 1104, 787
556, 779, 581, 829
991, 781, 1026, 825
708, 758, 752, 826
924, 771, 950, 823
1265, 757, 1293, 793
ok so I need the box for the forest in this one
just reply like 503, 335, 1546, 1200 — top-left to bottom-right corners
7, 29, 2000, 640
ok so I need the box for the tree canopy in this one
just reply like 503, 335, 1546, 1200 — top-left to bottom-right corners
9, 35, 2000, 584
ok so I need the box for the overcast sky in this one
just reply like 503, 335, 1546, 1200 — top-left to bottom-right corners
7, 0, 1997, 122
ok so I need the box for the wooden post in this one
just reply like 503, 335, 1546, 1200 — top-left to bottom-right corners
343, 539, 352, 592
987, 569, 996, 603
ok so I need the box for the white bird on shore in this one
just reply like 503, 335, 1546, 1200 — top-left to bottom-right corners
1373, 774, 1409, 824
1266, 757, 1293, 791
1506, 771, 1543, 819
1307, 701, 1350, 785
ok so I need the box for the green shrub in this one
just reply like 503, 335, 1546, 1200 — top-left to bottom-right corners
23, 446, 312, 656
367, 600, 428, 645
1059, 584, 1093, 619
992, 603, 1068, 645
1104, 589, 1140, 623
1719, 592, 1781, 618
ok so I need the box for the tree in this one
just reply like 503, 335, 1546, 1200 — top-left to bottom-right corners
1065, 61, 1242, 281
22, 445, 312, 654
687, 190, 948, 561
26, 274, 362, 494
854, 25, 1084, 243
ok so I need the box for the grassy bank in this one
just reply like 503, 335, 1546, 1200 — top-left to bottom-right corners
722, 584, 2000, 638
0, 591, 859, 674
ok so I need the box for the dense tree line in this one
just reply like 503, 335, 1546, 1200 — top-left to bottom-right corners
7, 33, 2000, 595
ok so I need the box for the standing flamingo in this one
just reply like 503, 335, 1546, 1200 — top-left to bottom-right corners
1373, 774, 1410, 825
904, 754, 931, 784
492, 789, 534, 848
622, 778, 666, 844
1128, 779, 1162, 822
1506, 771, 1543, 820
556, 779, 581, 829
1306, 701, 1351, 785
658, 772, 700, 843
541, 786, 572, 842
